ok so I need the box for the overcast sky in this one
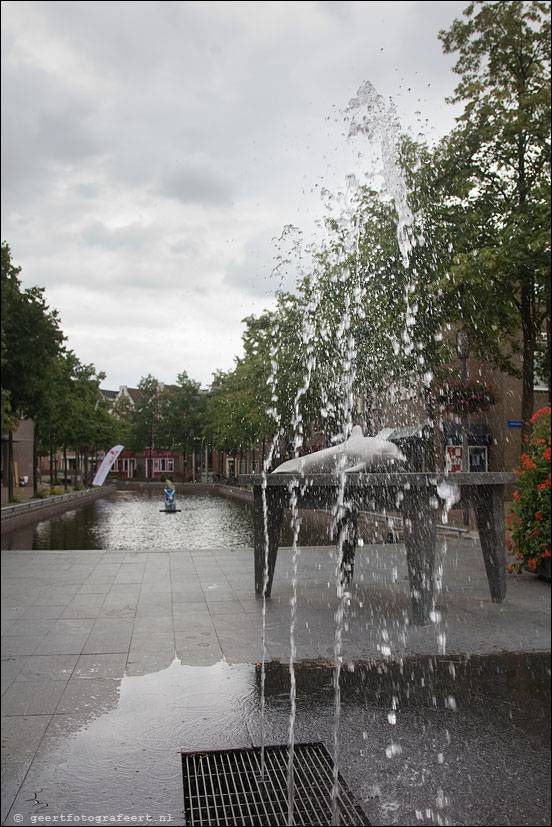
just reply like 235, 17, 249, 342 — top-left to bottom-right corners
1, 0, 468, 391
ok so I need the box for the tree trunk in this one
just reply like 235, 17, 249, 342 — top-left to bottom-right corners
8, 431, 14, 502
63, 444, 68, 490
547, 298, 551, 405
520, 278, 535, 445
33, 434, 38, 498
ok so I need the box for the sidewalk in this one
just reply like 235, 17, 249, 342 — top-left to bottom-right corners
1, 538, 550, 825
1, 483, 73, 506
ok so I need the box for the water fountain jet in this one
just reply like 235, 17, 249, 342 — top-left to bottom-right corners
240, 77, 518, 826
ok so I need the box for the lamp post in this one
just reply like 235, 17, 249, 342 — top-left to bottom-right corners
456, 329, 470, 474
203, 437, 208, 483
192, 436, 201, 482
192, 435, 208, 483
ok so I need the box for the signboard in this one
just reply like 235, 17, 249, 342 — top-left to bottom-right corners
508, 421, 522, 428
446, 445, 462, 473
92, 445, 124, 487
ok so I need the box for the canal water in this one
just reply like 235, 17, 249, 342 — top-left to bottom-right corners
1, 488, 329, 551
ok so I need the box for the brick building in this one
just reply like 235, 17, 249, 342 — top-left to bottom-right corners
1, 418, 34, 489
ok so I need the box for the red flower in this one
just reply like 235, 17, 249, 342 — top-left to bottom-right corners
508, 407, 550, 576
530, 407, 551, 426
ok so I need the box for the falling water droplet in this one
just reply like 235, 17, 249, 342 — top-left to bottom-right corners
385, 742, 403, 758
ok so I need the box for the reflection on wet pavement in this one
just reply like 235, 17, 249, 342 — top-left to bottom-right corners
3, 653, 550, 826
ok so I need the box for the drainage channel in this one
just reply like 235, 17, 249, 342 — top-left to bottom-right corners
182, 742, 370, 826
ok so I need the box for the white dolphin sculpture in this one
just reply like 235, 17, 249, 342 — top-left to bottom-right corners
272, 425, 405, 474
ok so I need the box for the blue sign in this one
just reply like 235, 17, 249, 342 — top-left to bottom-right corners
508, 421, 522, 428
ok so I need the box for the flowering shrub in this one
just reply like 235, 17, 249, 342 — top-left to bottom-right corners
428, 378, 496, 415
506, 407, 551, 576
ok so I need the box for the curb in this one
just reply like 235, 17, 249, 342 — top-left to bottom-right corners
1, 485, 116, 533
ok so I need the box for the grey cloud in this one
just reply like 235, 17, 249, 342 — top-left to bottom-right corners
1, 61, 105, 208
170, 237, 202, 257
82, 218, 161, 250
72, 182, 102, 199
156, 158, 235, 207
1, 0, 470, 389
36, 105, 103, 162
316, 1, 355, 22
224, 226, 301, 298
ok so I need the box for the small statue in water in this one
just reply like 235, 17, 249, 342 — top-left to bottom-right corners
272, 425, 405, 475
163, 479, 177, 511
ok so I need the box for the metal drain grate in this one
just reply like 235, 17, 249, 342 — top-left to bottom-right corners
181, 741, 370, 825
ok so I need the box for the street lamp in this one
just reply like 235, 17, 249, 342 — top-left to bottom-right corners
456, 329, 470, 473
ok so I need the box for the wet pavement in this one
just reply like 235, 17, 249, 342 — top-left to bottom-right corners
1, 538, 550, 825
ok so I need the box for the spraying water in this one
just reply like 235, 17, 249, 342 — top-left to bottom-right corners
257, 80, 428, 822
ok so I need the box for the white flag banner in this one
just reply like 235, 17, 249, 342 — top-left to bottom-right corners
92, 445, 124, 487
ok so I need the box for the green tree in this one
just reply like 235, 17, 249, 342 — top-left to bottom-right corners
34, 353, 115, 488
436, 0, 551, 436
126, 375, 163, 464
204, 311, 292, 470
108, 393, 133, 448
155, 371, 204, 458
68, 361, 115, 485
34, 351, 76, 489
265, 185, 441, 442
1, 242, 65, 497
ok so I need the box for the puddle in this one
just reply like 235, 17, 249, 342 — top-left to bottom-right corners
5, 653, 550, 825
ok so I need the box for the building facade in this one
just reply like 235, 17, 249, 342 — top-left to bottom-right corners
376, 353, 549, 474
1, 418, 34, 489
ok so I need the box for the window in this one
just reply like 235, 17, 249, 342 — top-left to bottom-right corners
111, 458, 136, 474
445, 445, 488, 472
469, 446, 488, 472
153, 458, 174, 472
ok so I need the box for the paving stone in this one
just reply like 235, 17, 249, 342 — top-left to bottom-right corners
73, 653, 128, 679
1, 542, 550, 825
1, 678, 68, 716
1, 635, 44, 657
125, 651, 176, 676
15, 654, 78, 682
0, 714, 51, 763
56, 676, 121, 715
82, 618, 134, 655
